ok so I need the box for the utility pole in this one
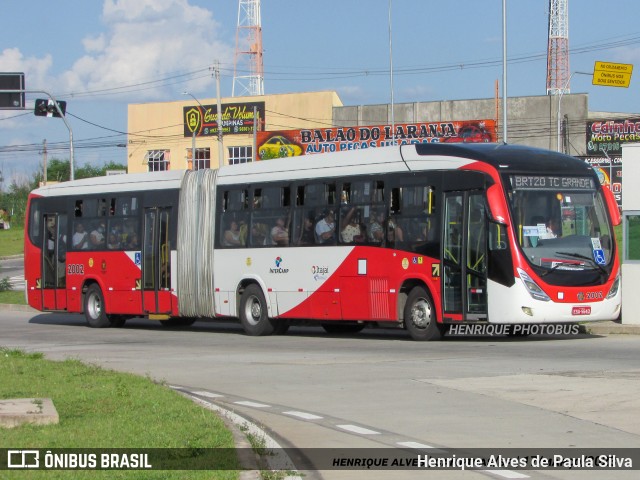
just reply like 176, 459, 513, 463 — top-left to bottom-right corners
42, 139, 47, 185
215, 62, 225, 165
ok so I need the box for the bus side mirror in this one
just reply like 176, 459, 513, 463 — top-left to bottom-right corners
602, 185, 621, 226
486, 184, 508, 224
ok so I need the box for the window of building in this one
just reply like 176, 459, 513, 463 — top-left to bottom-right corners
146, 150, 170, 172
228, 146, 253, 165
188, 147, 211, 170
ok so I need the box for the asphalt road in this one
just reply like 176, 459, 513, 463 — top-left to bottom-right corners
1, 310, 639, 480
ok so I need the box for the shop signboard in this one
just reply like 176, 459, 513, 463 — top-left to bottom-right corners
183, 101, 265, 137
255, 119, 496, 160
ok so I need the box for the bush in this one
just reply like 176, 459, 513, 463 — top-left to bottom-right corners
0, 276, 11, 292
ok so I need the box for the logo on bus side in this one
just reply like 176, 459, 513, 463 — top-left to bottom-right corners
270, 257, 289, 274
311, 265, 329, 281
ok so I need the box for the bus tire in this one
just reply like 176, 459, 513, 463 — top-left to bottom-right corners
404, 286, 442, 341
84, 284, 111, 328
239, 284, 275, 336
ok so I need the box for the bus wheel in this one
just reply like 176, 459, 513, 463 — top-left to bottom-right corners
239, 284, 275, 336
321, 323, 366, 334
404, 286, 442, 341
84, 284, 111, 328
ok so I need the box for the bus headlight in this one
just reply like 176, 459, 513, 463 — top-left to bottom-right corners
518, 268, 550, 302
606, 274, 620, 299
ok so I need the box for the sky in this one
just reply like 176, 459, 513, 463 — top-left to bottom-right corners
1, 0, 639, 185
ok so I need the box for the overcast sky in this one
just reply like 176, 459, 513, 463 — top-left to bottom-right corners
1, 0, 639, 183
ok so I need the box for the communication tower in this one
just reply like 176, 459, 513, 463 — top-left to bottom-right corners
546, 0, 570, 95
232, 0, 264, 97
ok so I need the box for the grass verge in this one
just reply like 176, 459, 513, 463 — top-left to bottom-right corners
0, 290, 26, 305
0, 348, 239, 479
0, 226, 24, 257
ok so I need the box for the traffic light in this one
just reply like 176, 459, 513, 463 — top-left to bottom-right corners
34, 98, 66, 118
0, 72, 25, 109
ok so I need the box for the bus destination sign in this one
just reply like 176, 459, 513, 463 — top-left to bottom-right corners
511, 176, 594, 190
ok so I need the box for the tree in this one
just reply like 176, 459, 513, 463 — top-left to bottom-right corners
0, 159, 127, 226
39, 159, 127, 182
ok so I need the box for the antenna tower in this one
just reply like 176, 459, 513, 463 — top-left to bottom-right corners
233, 0, 264, 97
546, 0, 570, 95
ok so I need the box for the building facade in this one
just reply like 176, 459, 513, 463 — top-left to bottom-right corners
126, 91, 342, 173
128, 91, 636, 206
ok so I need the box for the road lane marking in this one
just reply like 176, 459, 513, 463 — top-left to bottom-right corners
192, 391, 224, 398
283, 411, 323, 420
337, 424, 380, 435
396, 441, 435, 449
483, 470, 529, 479
234, 400, 271, 408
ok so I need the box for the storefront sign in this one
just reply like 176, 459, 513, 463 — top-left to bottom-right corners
586, 119, 640, 156
183, 101, 265, 137
256, 120, 496, 160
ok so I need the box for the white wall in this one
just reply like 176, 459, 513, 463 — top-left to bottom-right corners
621, 143, 640, 324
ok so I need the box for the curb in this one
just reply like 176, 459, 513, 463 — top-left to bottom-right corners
582, 321, 640, 335
0, 254, 24, 260
175, 389, 302, 479
0, 303, 36, 312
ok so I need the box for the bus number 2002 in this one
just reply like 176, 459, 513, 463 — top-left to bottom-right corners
67, 264, 85, 275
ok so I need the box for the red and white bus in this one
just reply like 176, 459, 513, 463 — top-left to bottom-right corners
24, 143, 622, 340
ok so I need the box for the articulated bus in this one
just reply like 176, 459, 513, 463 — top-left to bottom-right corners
24, 143, 622, 340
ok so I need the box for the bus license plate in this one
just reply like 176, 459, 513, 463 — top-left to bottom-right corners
572, 306, 591, 316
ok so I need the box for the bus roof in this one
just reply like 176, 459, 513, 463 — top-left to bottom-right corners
29, 143, 594, 197
30, 169, 186, 197
216, 143, 594, 185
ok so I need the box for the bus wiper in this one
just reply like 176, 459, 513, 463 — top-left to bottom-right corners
539, 262, 564, 277
555, 251, 607, 276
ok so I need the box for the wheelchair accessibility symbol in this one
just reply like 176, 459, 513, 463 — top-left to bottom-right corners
593, 249, 606, 265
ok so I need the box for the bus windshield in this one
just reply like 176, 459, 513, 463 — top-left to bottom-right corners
507, 174, 613, 278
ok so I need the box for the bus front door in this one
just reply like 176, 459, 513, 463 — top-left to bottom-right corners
442, 192, 487, 321
142, 207, 173, 315
41, 213, 67, 311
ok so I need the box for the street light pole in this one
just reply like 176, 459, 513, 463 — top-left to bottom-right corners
1, 89, 75, 180
502, 0, 508, 143
557, 71, 591, 153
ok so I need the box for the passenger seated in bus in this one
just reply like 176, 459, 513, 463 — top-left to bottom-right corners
297, 215, 315, 245
72, 222, 89, 250
315, 210, 336, 244
90, 222, 106, 248
126, 233, 139, 249
107, 233, 120, 250
271, 217, 289, 246
411, 223, 429, 250
251, 222, 269, 246
223, 220, 243, 247
340, 207, 363, 243
387, 216, 404, 244
368, 211, 385, 243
